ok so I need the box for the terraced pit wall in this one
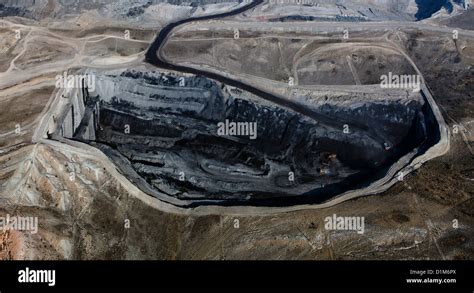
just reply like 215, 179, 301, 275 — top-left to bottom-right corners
50, 69, 438, 208
54, 80, 99, 142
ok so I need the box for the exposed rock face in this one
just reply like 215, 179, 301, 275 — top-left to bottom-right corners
0, 0, 38, 17
57, 68, 428, 206
0, 0, 241, 20
0, 0, 466, 22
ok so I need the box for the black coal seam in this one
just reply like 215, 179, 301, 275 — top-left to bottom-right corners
66, 0, 441, 208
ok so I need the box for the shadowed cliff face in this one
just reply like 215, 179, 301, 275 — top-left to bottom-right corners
64, 69, 429, 206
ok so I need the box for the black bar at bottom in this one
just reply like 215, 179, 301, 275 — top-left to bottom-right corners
0, 261, 472, 290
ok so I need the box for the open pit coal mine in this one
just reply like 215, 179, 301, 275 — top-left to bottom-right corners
55, 69, 439, 208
